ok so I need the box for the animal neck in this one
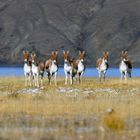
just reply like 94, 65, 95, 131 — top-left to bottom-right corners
51, 60, 57, 67
32, 63, 36, 68
24, 61, 28, 65
121, 60, 127, 66
101, 58, 107, 65
77, 59, 85, 72
99, 58, 108, 70
120, 60, 128, 71
24, 62, 28, 68
71, 60, 78, 69
49, 60, 58, 73
64, 59, 71, 66
78, 60, 84, 66
64, 60, 72, 72
24, 60, 30, 66
32, 61, 38, 67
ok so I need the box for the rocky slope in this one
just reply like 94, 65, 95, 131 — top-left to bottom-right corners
0, 0, 140, 67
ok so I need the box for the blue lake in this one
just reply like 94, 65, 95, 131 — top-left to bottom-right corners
0, 67, 140, 77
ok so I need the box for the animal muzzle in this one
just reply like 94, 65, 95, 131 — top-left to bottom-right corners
24, 59, 28, 63
53, 60, 57, 64
123, 58, 127, 61
64, 59, 68, 62
104, 59, 107, 63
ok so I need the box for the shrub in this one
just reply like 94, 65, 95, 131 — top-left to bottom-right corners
103, 111, 125, 131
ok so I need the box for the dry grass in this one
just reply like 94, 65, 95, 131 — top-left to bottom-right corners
0, 77, 140, 139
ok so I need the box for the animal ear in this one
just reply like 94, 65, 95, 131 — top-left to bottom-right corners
125, 51, 127, 54
67, 50, 69, 54
32, 52, 34, 56
55, 51, 58, 55
51, 51, 54, 55
34, 53, 36, 56
23, 51, 25, 54
26, 51, 29, 55
103, 51, 106, 55
63, 50, 65, 54
83, 51, 85, 55
122, 51, 125, 54
106, 51, 109, 55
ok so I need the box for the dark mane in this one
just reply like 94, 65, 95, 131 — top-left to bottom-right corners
28, 60, 32, 66
125, 60, 132, 69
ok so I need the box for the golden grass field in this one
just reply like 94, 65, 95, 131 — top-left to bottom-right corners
0, 77, 140, 140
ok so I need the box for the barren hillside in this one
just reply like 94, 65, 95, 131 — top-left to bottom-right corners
0, 0, 140, 67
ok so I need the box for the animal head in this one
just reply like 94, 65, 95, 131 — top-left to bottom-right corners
103, 51, 109, 62
51, 51, 58, 62
70, 58, 78, 69
31, 53, 37, 63
121, 51, 127, 61
23, 51, 30, 62
63, 50, 69, 62
79, 51, 85, 62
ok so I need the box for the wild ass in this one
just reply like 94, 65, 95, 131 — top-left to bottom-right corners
38, 61, 45, 88
119, 51, 132, 79
31, 53, 39, 87
45, 51, 58, 85
31, 53, 45, 88
96, 51, 109, 81
64, 50, 85, 85
77, 51, 85, 83
23, 51, 32, 86
63, 50, 73, 84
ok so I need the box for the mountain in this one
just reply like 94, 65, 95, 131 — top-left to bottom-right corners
0, 0, 140, 67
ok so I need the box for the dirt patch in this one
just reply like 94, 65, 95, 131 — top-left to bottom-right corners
17, 88, 43, 94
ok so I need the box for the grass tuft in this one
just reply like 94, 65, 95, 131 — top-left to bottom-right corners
103, 111, 125, 131
0, 77, 139, 139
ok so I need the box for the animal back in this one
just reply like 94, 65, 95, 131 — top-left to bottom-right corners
45, 59, 52, 69
96, 58, 102, 68
39, 62, 45, 71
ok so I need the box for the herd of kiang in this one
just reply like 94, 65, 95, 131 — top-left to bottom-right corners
23, 50, 132, 88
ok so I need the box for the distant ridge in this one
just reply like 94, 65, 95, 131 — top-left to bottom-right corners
0, 0, 140, 67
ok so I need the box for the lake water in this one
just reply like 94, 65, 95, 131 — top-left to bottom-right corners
0, 67, 140, 77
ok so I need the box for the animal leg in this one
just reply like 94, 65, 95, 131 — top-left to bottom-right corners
40, 78, 43, 88
128, 70, 132, 78
29, 75, 32, 87
78, 72, 82, 84
103, 71, 106, 81
48, 75, 51, 85
36, 75, 39, 88
24, 75, 27, 86
98, 71, 101, 82
70, 71, 73, 85
54, 72, 57, 86
120, 71, 124, 79
124, 71, 127, 80
65, 71, 68, 85
80, 71, 84, 84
